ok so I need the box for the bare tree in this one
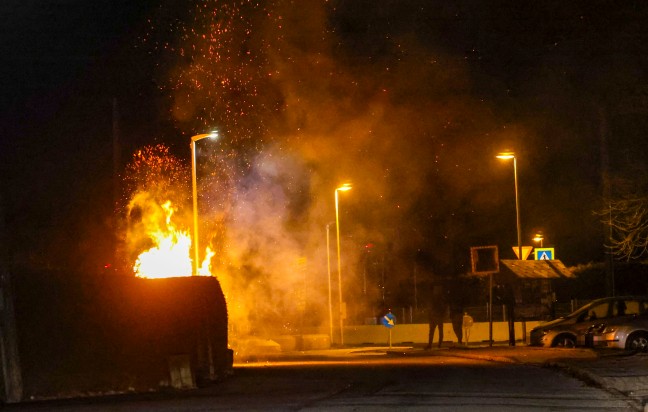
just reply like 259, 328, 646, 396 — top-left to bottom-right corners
598, 196, 648, 261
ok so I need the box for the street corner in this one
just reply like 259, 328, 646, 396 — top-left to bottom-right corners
384, 346, 439, 357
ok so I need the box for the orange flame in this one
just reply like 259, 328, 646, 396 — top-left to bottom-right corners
134, 201, 212, 279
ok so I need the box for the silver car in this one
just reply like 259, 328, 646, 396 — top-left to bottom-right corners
529, 296, 648, 348
589, 313, 648, 351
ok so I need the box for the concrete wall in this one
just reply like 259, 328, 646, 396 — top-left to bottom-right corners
343, 321, 541, 346
278, 321, 545, 350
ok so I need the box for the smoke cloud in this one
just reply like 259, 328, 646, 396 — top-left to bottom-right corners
139, 1, 534, 345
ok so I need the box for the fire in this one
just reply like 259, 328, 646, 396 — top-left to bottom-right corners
134, 201, 213, 279
198, 246, 216, 276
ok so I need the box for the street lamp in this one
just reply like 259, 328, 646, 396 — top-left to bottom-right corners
335, 183, 352, 345
326, 222, 334, 345
533, 232, 544, 248
496, 151, 522, 260
191, 131, 219, 276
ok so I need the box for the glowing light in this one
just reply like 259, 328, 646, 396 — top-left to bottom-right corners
337, 183, 352, 191
134, 200, 212, 279
198, 246, 216, 276
496, 151, 515, 160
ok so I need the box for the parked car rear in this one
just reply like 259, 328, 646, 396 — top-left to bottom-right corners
529, 296, 648, 348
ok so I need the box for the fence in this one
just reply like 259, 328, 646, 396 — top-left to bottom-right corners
379, 299, 594, 326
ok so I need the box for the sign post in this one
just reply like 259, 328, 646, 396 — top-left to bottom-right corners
381, 312, 396, 348
470, 246, 499, 347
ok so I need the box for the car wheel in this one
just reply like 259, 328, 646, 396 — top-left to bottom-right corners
625, 332, 648, 352
552, 334, 576, 348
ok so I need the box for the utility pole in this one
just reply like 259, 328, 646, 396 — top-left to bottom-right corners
112, 98, 121, 272
599, 106, 615, 296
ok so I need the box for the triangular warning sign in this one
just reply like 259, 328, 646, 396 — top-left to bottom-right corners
512, 246, 533, 260
539, 252, 550, 260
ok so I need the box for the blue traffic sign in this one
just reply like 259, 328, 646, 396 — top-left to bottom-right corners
381, 312, 396, 328
535, 247, 555, 260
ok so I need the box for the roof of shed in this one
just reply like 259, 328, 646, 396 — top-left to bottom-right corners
499, 259, 575, 279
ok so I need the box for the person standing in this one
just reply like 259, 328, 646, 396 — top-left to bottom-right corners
449, 300, 463, 345
425, 283, 447, 349
449, 278, 465, 345
502, 283, 516, 346
462, 312, 474, 345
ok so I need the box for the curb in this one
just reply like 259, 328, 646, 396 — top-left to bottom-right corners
423, 348, 517, 364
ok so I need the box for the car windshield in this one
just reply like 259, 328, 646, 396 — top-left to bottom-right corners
564, 300, 600, 320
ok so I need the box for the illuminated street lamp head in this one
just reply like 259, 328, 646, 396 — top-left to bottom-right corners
533, 232, 544, 243
496, 151, 516, 160
336, 183, 352, 192
191, 130, 219, 142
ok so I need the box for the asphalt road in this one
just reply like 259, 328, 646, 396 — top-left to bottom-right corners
3, 346, 639, 411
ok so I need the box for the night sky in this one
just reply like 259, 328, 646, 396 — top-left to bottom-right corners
2, 0, 648, 283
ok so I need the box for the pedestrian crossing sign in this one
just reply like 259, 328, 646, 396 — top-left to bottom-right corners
534, 248, 555, 260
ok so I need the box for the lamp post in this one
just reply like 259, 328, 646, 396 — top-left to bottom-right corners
533, 232, 544, 248
326, 223, 334, 345
496, 152, 522, 260
335, 183, 351, 345
191, 131, 219, 276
